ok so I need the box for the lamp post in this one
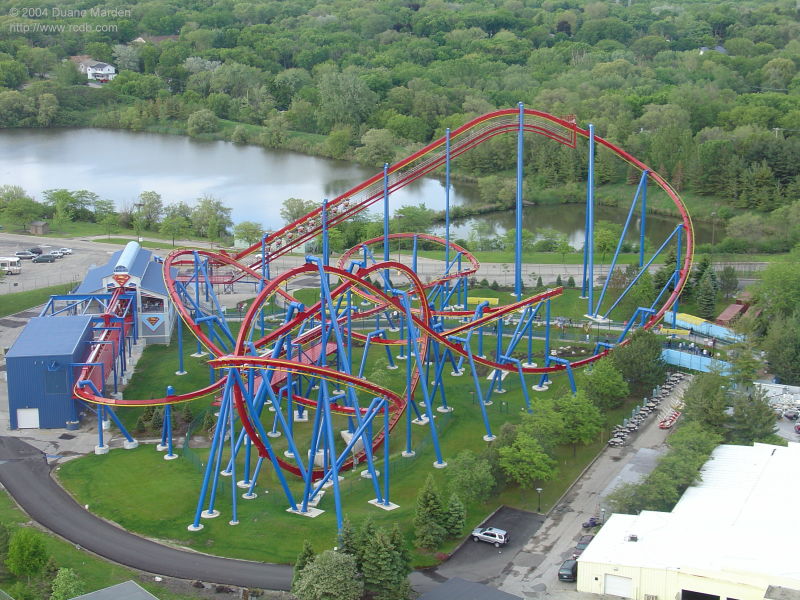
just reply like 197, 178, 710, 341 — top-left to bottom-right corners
535, 487, 543, 513
601, 508, 606, 524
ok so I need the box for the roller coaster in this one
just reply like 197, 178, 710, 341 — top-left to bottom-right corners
71, 106, 693, 532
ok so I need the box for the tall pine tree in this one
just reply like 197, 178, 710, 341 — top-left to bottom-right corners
414, 474, 446, 549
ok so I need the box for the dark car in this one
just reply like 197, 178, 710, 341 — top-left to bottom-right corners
27, 247, 43, 255
558, 559, 578, 582
32, 254, 56, 263
784, 409, 799, 421
572, 534, 594, 558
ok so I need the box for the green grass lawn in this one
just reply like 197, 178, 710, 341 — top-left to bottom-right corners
0, 282, 76, 317
58, 316, 646, 567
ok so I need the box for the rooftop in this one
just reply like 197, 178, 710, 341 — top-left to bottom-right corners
6, 315, 93, 358
580, 442, 800, 585
70, 580, 159, 600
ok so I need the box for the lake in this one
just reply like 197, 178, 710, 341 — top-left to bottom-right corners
0, 128, 713, 247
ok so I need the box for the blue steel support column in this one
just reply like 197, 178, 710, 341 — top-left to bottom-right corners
640, 171, 648, 268
535, 298, 552, 389
515, 102, 524, 301
176, 316, 186, 375
673, 226, 682, 327
383, 398, 390, 506
586, 124, 596, 315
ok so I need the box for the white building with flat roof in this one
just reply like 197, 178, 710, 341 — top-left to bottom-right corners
577, 442, 800, 600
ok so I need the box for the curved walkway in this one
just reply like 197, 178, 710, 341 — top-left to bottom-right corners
0, 436, 292, 590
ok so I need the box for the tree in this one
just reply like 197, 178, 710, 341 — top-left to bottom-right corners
392, 204, 437, 235
50, 567, 84, 600
338, 517, 357, 557
113, 44, 141, 72
292, 550, 363, 600
447, 450, 495, 503
36, 93, 59, 126
498, 432, 556, 489
695, 269, 718, 321
280, 198, 317, 225
234, 221, 265, 245
556, 390, 603, 455
727, 343, 761, 389
610, 329, 665, 392
187, 109, 219, 136
100, 213, 120, 238
718, 266, 738, 298
191, 195, 233, 240
3, 196, 42, 229
413, 474, 445, 549
6, 528, 48, 584
389, 523, 411, 579
518, 398, 564, 455
443, 493, 466, 537
362, 529, 399, 600
763, 315, 800, 386
681, 370, 729, 435
292, 540, 315, 591
137, 191, 164, 230
754, 255, 800, 320
581, 358, 629, 412
354, 516, 376, 572
159, 213, 190, 245
729, 388, 778, 446
355, 129, 396, 167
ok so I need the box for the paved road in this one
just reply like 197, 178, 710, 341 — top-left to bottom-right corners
0, 436, 293, 590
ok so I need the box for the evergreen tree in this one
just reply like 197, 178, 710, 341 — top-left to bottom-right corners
292, 540, 315, 591
362, 529, 398, 600
338, 517, 357, 557
413, 474, 446, 549
443, 493, 466, 537
389, 523, 412, 578
682, 370, 730, 436
718, 266, 738, 298
729, 389, 778, 445
556, 274, 562, 286
355, 516, 377, 571
536, 276, 543, 289
696, 269, 718, 321
567, 275, 576, 288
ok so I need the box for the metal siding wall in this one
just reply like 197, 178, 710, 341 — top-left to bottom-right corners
6, 355, 45, 429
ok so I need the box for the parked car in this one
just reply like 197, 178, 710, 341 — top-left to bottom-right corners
27, 247, 43, 255
32, 254, 56, 263
794, 423, 800, 434
48, 250, 64, 259
59, 247, 73, 255
558, 559, 578, 582
14, 251, 35, 259
572, 534, 595, 558
471, 526, 509, 547
784, 409, 799, 421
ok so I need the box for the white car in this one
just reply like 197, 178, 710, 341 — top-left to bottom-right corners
59, 247, 73, 255
48, 250, 64, 259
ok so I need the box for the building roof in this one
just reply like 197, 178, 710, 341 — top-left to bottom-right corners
580, 443, 800, 586
73, 242, 168, 296
417, 577, 522, 600
716, 303, 746, 323
70, 580, 159, 600
6, 315, 93, 358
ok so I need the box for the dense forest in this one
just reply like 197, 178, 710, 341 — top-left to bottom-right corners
1, 0, 800, 253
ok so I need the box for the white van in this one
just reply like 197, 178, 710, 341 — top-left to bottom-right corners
0, 257, 22, 275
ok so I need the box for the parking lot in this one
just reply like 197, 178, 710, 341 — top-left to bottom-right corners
0, 234, 127, 296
